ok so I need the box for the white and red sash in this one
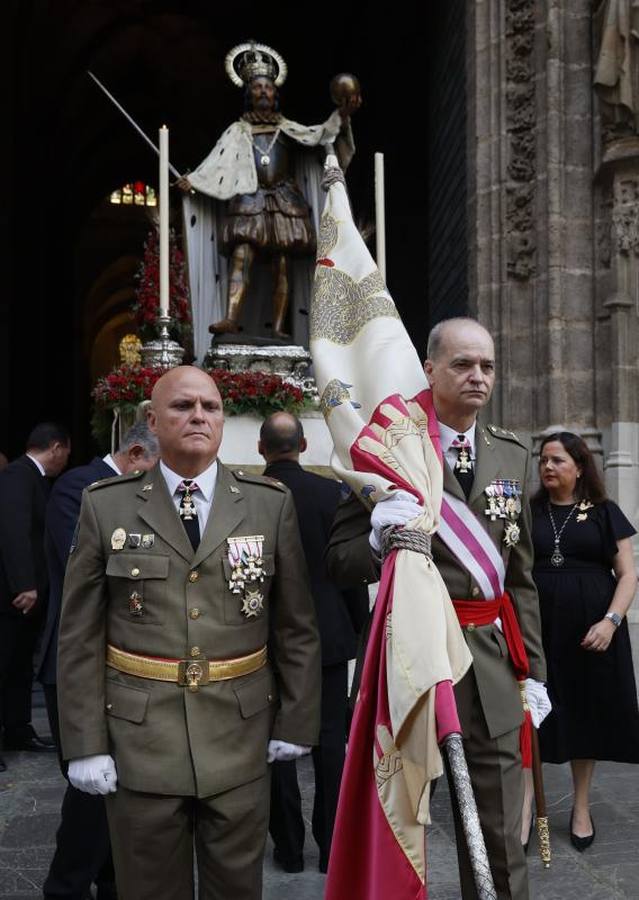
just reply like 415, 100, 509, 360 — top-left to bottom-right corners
439, 491, 506, 601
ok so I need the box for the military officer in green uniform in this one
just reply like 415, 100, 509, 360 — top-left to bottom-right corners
57, 366, 321, 900
325, 318, 550, 899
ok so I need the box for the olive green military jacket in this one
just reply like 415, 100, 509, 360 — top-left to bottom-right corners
326, 423, 546, 740
57, 461, 321, 798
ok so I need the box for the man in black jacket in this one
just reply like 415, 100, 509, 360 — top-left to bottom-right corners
39, 422, 159, 900
0, 422, 70, 770
259, 412, 368, 873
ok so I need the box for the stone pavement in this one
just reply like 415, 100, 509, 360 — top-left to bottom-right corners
2, 682, 639, 899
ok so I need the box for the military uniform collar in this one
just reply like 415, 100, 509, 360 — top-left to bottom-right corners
159, 459, 218, 503
439, 420, 477, 457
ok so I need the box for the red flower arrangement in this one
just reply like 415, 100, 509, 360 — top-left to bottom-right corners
208, 368, 307, 417
90, 365, 311, 449
90, 365, 169, 448
131, 227, 192, 345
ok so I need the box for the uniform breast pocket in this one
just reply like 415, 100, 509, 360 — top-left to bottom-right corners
106, 553, 169, 625
221, 553, 275, 625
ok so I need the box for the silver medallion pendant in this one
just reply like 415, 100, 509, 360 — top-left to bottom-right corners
260, 154, 270, 166
551, 544, 564, 567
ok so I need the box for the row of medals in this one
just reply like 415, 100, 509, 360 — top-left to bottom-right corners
484, 480, 522, 548
456, 446, 523, 549
227, 535, 266, 618
110, 526, 266, 620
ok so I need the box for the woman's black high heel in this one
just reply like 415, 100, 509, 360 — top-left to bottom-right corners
570, 807, 595, 851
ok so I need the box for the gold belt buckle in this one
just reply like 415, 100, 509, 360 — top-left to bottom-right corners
178, 659, 210, 692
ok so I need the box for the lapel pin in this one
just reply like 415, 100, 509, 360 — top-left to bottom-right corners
111, 527, 127, 551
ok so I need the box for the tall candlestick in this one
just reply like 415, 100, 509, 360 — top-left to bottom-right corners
374, 152, 386, 282
159, 125, 170, 318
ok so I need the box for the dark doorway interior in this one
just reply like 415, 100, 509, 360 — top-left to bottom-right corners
5, 1, 467, 460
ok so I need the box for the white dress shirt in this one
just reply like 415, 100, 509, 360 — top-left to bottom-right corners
26, 453, 46, 476
438, 421, 477, 472
160, 459, 218, 534
102, 454, 121, 475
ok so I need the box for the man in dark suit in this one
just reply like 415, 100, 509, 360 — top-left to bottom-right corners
259, 412, 368, 874
39, 422, 159, 900
0, 421, 71, 771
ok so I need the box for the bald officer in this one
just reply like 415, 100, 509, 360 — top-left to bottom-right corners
57, 366, 321, 900
326, 318, 549, 900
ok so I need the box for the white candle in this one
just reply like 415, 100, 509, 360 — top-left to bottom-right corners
374, 152, 386, 283
159, 125, 169, 318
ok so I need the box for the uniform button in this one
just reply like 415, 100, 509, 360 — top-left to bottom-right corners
471, 586, 480, 598
190, 646, 201, 658
190, 608, 201, 620
188, 571, 199, 583
267, 693, 273, 702
131, 568, 140, 577
106, 703, 113, 711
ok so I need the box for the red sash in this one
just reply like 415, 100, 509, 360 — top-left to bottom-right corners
452, 593, 532, 768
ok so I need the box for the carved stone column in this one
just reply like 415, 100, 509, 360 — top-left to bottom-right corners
467, 0, 597, 448
595, 145, 639, 547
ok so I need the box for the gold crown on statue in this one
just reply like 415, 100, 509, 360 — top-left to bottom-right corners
225, 41, 287, 88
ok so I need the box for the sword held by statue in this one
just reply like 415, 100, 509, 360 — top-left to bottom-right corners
87, 70, 184, 180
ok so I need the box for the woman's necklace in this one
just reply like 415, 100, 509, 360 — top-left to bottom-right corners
252, 128, 281, 166
547, 501, 579, 566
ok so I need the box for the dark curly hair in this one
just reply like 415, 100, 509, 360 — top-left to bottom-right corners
534, 431, 607, 504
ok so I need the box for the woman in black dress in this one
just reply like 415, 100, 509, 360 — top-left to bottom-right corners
531, 432, 639, 850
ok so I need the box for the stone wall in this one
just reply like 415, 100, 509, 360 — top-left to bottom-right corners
467, 0, 639, 612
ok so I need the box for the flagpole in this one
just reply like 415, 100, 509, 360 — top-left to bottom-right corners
374, 152, 386, 282
442, 732, 497, 899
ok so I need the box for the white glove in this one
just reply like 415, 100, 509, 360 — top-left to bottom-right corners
525, 678, 552, 729
369, 490, 423, 552
267, 740, 311, 764
68, 754, 118, 795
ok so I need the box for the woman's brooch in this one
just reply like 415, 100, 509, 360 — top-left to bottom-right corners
576, 499, 594, 523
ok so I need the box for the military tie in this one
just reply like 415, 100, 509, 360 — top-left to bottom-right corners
177, 480, 201, 551
451, 434, 474, 500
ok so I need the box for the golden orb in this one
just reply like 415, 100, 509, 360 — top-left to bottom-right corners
329, 73, 362, 110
